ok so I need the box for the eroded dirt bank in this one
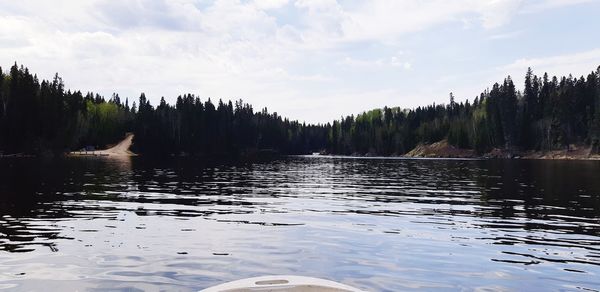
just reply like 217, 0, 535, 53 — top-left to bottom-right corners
403, 140, 600, 160
69, 133, 135, 157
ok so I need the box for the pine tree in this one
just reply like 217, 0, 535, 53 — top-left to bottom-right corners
521, 67, 537, 148
591, 66, 600, 154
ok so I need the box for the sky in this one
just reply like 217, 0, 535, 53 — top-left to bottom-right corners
0, 0, 599, 123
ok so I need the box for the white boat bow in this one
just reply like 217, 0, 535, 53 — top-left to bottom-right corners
200, 275, 365, 292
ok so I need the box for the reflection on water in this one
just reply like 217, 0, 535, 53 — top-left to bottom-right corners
0, 156, 599, 291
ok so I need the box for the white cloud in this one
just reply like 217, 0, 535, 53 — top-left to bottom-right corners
0, 0, 596, 122
487, 30, 523, 40
341, 55, 412, 70
477, 0, 523, 29
294, 0, 342, 12
502, 49, 600, 79
336, 0, 524, 43
521, 0, 596, 13
252, 0, 289, 10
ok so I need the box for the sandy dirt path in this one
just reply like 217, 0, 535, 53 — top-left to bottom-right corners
70, 133, 135, 157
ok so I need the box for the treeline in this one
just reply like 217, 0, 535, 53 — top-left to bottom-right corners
133, 94, 327, 156
0, 63, 327, 156
0, 64, 133, 155
327, 67, 600, 155
1, 63, 599, 157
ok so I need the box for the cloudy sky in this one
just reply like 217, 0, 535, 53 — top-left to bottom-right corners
1, 0, 599, 123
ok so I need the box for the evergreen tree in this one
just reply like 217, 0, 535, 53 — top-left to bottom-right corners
2, 62, 600, 157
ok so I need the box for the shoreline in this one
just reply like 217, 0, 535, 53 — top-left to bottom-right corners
3, 153, 600, 161
308, 154, 600, 161
3, 135, 600, 161
400, 140, 600, 161
0, 134, 137, 159
313, 140, 600, 161
67, 133, 136, 157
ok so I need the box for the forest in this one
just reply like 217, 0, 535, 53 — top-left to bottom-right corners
0, 63, 599, 157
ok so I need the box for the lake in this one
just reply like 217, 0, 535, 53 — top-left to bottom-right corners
0, 156, 599, 291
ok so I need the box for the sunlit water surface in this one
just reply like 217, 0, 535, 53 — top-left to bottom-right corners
0, 156, 599, 291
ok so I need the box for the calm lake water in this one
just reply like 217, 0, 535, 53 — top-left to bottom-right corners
0, 156, 599, 291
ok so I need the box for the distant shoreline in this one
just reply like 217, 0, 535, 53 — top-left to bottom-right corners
403, 140, 600, 160
4, 136, 600, 161
3, 153, 599, 161
310, 139, 600, 161
307, 154, 600, 161
67, 133, 136, 157
0, 134, 136, 159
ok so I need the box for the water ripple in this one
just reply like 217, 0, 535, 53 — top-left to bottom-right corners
0, 156, 599, 291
